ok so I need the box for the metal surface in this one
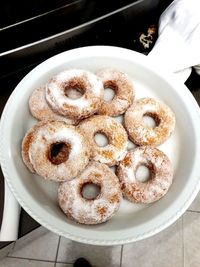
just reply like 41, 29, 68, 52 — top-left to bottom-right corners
0, 0, 162, 78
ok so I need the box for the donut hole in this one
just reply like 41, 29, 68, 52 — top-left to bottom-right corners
48, 142, 71, 165
65, 88, 83, 99
81, 182, 101, 200
64, 80, 86, 99
135, 164, 152, 183
103, 81, 117, 102
127, 139, 136, 150
143, 112, 161, 128
94, 132, 109, 147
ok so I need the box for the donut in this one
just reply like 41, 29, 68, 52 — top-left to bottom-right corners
117, 146, 173, 203
58, 161, 122, 224
96, 68, 134, 116
78, 115, 128, 166
29, 85, 78, 125
21, 121, 47, 173
45, 69, 103, 120
124, 98, 175, 146
27, 121, 90, 182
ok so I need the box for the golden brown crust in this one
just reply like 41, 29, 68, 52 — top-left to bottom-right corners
124, 98, 175, 146
96, 68, 134, 116
25, 121, 91, 182
58, 161, 122, 224
78, 115, 128, 166
29, 85, 79, 125
45, 69, 104, 120
21, 121, 48, 173
117, 146, 173, 203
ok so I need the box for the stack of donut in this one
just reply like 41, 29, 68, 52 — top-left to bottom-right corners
22, 68, 175, 225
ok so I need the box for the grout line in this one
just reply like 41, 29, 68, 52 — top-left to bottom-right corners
182, 215, 185, 267
55, 264, 73, 266
56, 260, 74, 264
186, 209, 200, 214
7, 241, 16, 256
11, 241, 16, 250
119, 245, 124, 267
56, 264, 73, 266
54, 236, 61, 267
7, 255, 55, 263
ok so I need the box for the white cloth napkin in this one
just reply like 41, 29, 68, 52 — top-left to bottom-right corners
148, 0, 200, 82
0, 180, 21, 241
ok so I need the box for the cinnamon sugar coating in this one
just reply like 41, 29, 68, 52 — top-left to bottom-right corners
124, 98, 175, 146
117, 146, 173, 203
21, 121, 47, 173
22, 67, 176, 224
26, 121, 90, 182
58, 161, 122, 224
29, 85, 78, 125
78, 115, 128, 166
96, 68, 134, 116
45, 69, 103, 120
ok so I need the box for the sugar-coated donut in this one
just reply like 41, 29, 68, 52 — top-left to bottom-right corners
78, 115, 128, 166
117, 146, 173, 203
29, 85, 78, 125
58, 161, 122, 224
96, 68, 134, 116
124, 98, 175, 146
27, 121, 90, 182
21, 121, 47, 173
46, 69, 103, 120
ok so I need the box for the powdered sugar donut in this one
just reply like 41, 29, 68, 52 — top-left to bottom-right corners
78, 115, 128, 166
28, 121, 90, 182
29, 85, 78, 125
46, 69, 103, 120
58, 161, 122, 224
96, 68, 134, 116
117, 146, 173, 203
124, 98, 175, 146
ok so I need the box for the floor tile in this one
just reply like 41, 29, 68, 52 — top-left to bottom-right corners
9, 227, 59, 261
56, 264, 73, 267
187, 191, 200, 212
183, 211, 200, 267
0, 242, 15, 259
0, 257, 55, 267
122, 217, 183, 267
57, 237, 122, 267
7, 227, 43, 256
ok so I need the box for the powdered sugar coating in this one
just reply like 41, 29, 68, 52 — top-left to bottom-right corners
117, 146, 173, 203
46, 69, 104, 120
96, 68, 134, 116
124, 98, 175, 146
78, 115, 128, 166
58, 161, 122, 224
28, 121, 90, 182
29, 85, 78, 125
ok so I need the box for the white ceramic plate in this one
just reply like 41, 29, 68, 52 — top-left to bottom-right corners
1, 46, 200, 245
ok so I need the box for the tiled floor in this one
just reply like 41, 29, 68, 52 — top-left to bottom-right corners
1, 193, 200, 267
